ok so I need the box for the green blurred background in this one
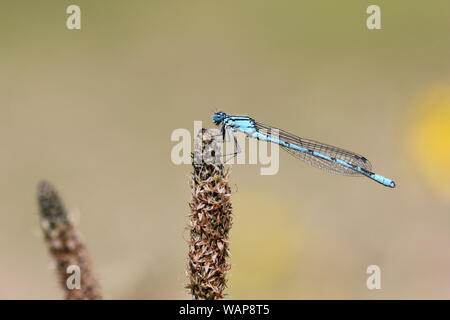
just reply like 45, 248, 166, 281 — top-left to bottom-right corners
1, 0, 450, 299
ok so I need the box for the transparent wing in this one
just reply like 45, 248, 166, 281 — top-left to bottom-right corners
255, 122, 372, 176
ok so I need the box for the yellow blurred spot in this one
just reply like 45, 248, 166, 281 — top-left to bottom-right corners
228, 192, 302, 299
408, 85, 450, 197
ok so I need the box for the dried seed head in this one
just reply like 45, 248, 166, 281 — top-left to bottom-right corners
186, 129, 233, 300
37, 181, 102, 300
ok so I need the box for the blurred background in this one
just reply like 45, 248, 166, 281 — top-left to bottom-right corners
1, 0, 449, 299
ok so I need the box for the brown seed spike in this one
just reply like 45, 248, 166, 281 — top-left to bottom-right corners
186, 129, 233, 300
37, 181, 102, 300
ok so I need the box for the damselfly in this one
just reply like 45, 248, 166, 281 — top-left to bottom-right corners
212, 111, 396, 188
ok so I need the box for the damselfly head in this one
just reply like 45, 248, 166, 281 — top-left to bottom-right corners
212, 111, 227, 125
